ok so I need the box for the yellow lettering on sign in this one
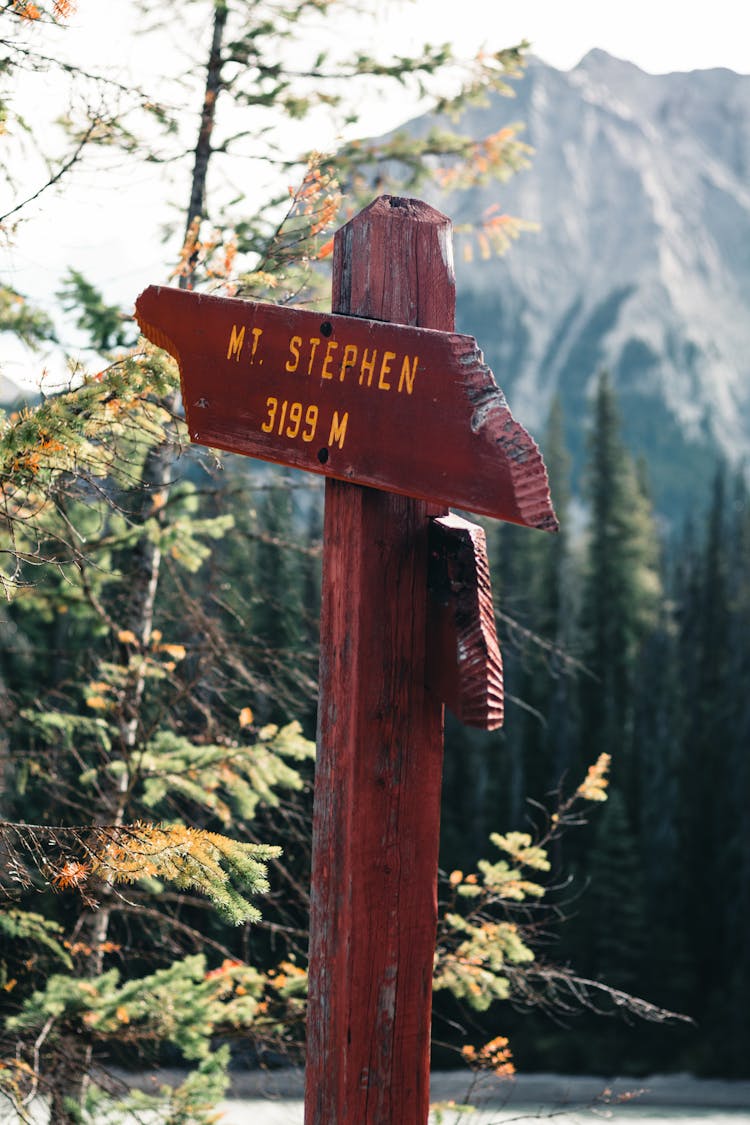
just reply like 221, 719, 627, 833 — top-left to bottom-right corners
227, 324, 245, 361
302, 404, 319, 441
286, 401, 303, 438
360, 348, 376, 387
398, 354, 418, 394
261, 396, 278, 432
260, 396, 320, 443
249, 327, 263, 364
328, 410, 349, 449
339, 343, 358, 381
378, 351, 395, 391
321, 339, 339, 380
225, 325, 418, 403
307, 338, 321, 375
286, 335, 302, 372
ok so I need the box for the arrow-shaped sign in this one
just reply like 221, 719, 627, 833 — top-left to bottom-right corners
135, 285, 557, 530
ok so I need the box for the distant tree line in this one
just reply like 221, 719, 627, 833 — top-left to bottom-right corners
439, 370, 750, 1078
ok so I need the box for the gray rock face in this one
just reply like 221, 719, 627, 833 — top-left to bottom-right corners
425, 51, 750, 513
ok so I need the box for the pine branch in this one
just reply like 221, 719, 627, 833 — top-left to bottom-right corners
507, 963, 693, 1026
0, 820, 281, 924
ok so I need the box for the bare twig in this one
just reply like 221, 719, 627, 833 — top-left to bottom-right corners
0, 119, 100, 224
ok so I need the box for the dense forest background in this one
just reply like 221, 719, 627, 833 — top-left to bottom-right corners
3, 368, 748, 1083
1, 2, 748, 1120
439, 377, 750, 1079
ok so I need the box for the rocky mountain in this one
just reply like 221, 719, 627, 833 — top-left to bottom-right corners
422, 50, 750, 516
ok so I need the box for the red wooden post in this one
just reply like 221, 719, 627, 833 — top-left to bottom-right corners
134, 195, 558, 1125
305, 197, 454, 1123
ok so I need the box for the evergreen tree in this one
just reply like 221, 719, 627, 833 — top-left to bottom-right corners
486, 396, 577, 829
674, 467, 736, 1060
537, 397, 581, 803
583, 788, 646, 990
249, 477, 308, 723
517, 395, 578, 803
721, 468, 750, 1073
629, 591, 691, 1019
579, 372, 661, 802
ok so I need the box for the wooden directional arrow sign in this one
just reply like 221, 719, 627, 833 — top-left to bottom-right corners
135, 285, 558, 530
136, 196, 560, 1125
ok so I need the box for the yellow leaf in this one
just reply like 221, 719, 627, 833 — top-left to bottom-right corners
576, 753, 611, 802
449, 870, 463, 886
238, 706, 254, 728
116, 1006, 130, 1024
160, 644, 186, 661
117, 629, 138, 645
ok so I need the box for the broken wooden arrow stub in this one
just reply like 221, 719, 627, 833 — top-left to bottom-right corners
135, 285, 558, 530
427, 512, 504, 730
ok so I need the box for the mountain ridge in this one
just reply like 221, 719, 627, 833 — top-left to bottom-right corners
418, 50, 750, 514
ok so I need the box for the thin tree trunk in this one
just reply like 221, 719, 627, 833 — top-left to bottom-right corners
89, 0, 228, 958
58, 11, 230, 1121
182, 0, 228, 288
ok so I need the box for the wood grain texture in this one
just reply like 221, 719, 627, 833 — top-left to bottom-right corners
427, 513, 504, 731
305, 197, 452, 1124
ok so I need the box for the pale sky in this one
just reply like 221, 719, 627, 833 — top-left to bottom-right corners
60, 0, 750, 80
2, 0, 749, 389
393, 0, 750, 76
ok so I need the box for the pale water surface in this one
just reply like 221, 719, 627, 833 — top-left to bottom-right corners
3, 1073, 748, 1123
212, 1072, 750, 1123
2, 1102, 748, 1123
215, 1106, 750, 1125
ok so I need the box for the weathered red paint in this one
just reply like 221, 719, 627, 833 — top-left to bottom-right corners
134, 195, 558, 1125
427, 512, 504, 731
305, 197, 452, 1124
134, 283, 557, 530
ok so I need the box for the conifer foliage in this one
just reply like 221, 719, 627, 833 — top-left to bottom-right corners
0, 2, 566, 1119
446, 377, 750, 1078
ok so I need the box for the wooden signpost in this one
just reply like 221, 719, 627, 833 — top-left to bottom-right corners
136, 195, 557, 1125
